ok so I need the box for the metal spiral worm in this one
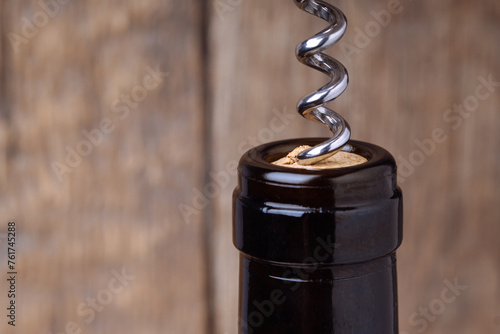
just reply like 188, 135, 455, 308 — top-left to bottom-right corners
293, 0, 351, 165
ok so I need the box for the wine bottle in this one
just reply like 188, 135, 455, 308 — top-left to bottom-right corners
233, 138, 403, 334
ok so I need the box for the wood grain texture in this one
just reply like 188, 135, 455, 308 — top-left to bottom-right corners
210, 0, 500, 333
0, 0, 499, 333
0, 0, 208, 333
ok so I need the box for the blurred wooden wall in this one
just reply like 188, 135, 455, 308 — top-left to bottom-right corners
0, 0, 499, 333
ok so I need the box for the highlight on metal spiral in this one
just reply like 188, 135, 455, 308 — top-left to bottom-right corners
293, 0, 351, 165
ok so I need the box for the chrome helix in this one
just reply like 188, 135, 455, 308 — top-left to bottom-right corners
293, 0, 351, 165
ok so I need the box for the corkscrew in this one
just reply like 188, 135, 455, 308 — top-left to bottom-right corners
293, 0, 351, 165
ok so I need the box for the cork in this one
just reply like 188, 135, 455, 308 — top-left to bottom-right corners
272, 145, 367, 169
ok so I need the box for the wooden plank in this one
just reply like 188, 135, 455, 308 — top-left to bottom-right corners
0, 0, 9, 184
210, 0, 500, 333
0, 1, 208, 333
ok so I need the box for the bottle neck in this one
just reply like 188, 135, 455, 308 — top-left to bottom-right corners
239, 253, 399, 334
234, 139, 403, 334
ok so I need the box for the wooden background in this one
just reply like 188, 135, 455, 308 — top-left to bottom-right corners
0, 0, 499, 333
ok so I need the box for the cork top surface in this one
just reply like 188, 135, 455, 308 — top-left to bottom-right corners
272, 145, 367, 169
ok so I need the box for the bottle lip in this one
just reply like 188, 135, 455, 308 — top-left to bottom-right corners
239, 138, 397, 189
233, 138, 403, 264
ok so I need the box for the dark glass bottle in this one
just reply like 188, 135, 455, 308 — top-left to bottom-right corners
233, 138, 403, 334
